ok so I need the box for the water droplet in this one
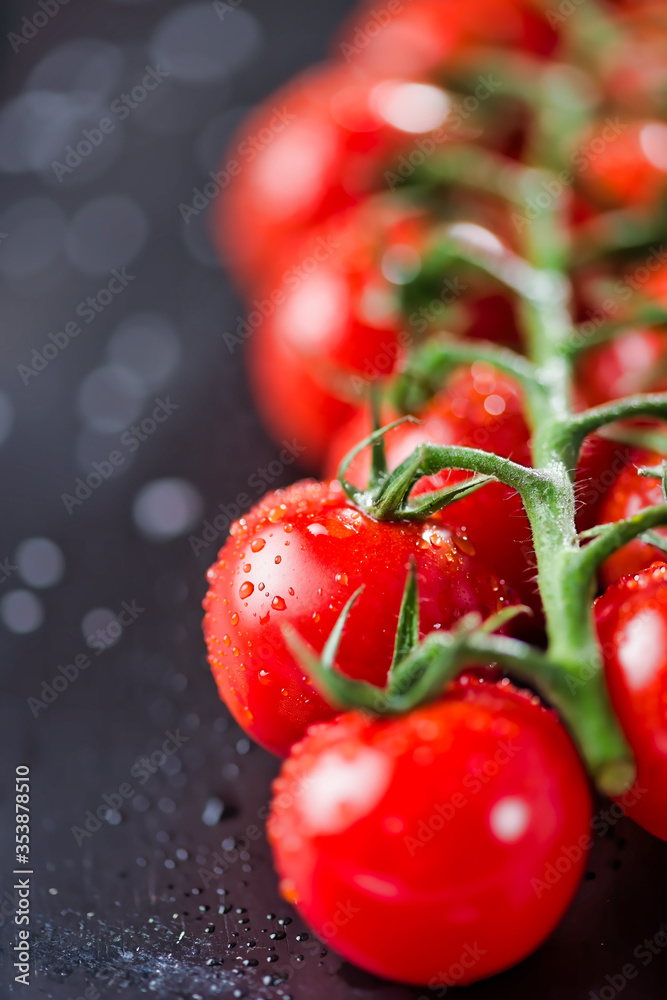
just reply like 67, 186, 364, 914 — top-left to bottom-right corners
251, 537, 265, 552
335, 572, 348, 585
230, 611, 239, 625
274, 555, 282, 564
222, 634, 231, 647
243, 563, 252, 573
271, 596, 286, 611
239, 582, 254, 599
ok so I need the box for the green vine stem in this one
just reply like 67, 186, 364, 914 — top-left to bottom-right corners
332, 182, 667, 795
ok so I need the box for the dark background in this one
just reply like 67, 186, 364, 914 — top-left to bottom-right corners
0, 1, 665, 998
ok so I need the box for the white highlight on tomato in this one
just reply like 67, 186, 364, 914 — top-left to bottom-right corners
489, 796, 531, 843
299, 747, 392, 835
618, 609, 667, 691
373, 81, 450, 134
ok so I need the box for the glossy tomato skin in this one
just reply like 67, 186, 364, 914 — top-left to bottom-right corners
268, 676, 592, 985
203, 481, 516, 757
598, 450, 666, 587
245, 199, 424, 466
325, 369, 542, 631
596, 563, 667, 841
214, 62, 451, 289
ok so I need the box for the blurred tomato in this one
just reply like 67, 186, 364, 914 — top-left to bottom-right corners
214, 62, 453, 289
333, 0, 558, 77
245, 199, 427, 466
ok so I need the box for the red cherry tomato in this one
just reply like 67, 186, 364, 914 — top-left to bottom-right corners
325, 368, 542, 629
577, 120, 667, 208
575, 434, 638, 533
245, 200, 427, 465
334, 0, 558, 77
596, 562, 667, 841
598, 450, 667, 587
203, 480, 517, 757
576, 328, 667, 407
214, 62, 452, 289
268, 676, 591, 985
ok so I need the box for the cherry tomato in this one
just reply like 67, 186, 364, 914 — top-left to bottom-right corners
203, 480, 517, 757
596, 562, 667, 841
576, 328, 667, 407
575, 434, 638, 533
245, 199, 426, 466
325, 368, 542, 630
598, 450, 666, 587
268, 675, 591, 985
577, 120, 667, 208
214, 62, 452, 289
334, 0, 557, 77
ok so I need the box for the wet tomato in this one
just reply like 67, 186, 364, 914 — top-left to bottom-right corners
598, 450, 667, 587
325, 368, 541, 629
268, 675, 591, 984
203, 480, 517, 756
596, 562, 667, 841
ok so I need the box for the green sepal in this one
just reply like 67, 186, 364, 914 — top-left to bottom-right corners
388, 560, 420, 680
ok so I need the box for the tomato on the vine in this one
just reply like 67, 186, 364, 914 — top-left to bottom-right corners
268, 675, 591, 985
203, 480, 517, 757
596, 562, 667, 841
597, 450, 667, 586
213, 62, 452, 288
325, 368, 542, 629
244, 198, 429, 465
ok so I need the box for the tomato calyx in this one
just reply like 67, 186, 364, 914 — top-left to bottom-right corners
283, 560, 532, 716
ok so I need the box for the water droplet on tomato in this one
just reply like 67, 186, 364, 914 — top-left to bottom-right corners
230, 611, 239, 625
243, 563, 252, 573
274, 555, 282, 564
272, 596, 286, 611
223, 635, 231, 647
335, 572, 348, 585
250, 538, 265, 552
239, 582, 254, 599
